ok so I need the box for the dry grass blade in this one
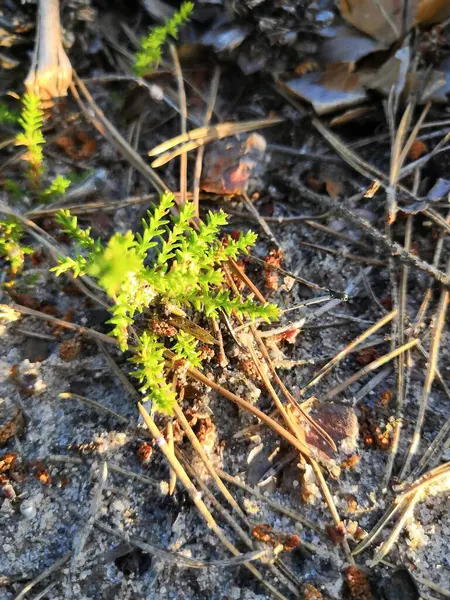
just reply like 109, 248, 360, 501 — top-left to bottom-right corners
172, 402, 248, 523
247, 254, 347, 299
216, 468, 324, 536
387, 102, 413, 224
336, 202, 450, 286
184, 362, 312, 458
9, 304, 115, 345
369, 491, 420, 567
70, 73, 168, 195
299, 241, 385, 266
149, 117, 284, 167
13, 553, 72, 600
400, 259, 450, 479
394, 462, 450, 504
59, 392, 129, 424
383, 214, 413, 488
326, 338, 419, 399
167, 418, 177, 495
137, 403, 289, 600
410, 344, 450, 477
300, 309, 397, 394
170, 45, 187, 204
243, 193, 282, 248
193, 67, 220, 216
251, 326, 337, 452
352, 502, 401, 556
179, 451, 302, 598
353, 366, 392, 405
308, 458, 355, 565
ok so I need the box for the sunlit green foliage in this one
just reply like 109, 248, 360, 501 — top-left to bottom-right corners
134, 1, 194, 75
52, 191, 278, 413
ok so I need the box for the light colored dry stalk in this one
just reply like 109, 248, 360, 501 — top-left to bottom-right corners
170, 45, 187, 204
369, 491, 420, 567
167, 418, 177, 495
382, 208, 414, 489
400, 259, 450, 479
193, 67, 220, 215
149, 117, 284, 167
70, 74, 167, 195
137, 403, 289, 600
325, 338, 419, 400
25, 0, 72, 104
300, 309, 398, 394
172, 402, 248, 524
179, 451, 301, 598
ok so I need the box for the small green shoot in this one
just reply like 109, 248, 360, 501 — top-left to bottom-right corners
134, 1, 194, 75
0, 102, 18, 125
40, 174, 72, 202
52, 191, 278, 413
0, 216, 33, 276
15, 92, 45, 184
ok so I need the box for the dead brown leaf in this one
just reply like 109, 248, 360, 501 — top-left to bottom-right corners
417, 0, 450, 23
339, 0, 407, 43
340, 0, 450, 44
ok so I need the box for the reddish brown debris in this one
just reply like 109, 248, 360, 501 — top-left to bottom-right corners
326, 523, 346, 546
55, 130, 97, 161
340, 454, 360, 470
59, 337, 82, 361
9, 292, 40, 311
0, 452, 18, 474
345, 566, 372, 600
0, 408, 25, 446
34, 463, 52, 485
136, 442, 153, 465
263, 248, 285, 291
238, 357, 262, 382
378, 390, 393, 408
150, 319, 178, 338
407, 139, 428, 161
251, 523, 301, 551
302, 583, 324, 600
355, 347, 378, 366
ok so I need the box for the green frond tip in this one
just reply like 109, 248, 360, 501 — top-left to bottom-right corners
134, 1, 194, 75
0, 216, 33, 275
173, 331, 202, 368
15, 92, 45, 168
41, 175, 71, 202
130, 331, 177, 414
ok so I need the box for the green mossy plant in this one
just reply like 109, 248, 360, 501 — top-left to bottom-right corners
52, 191, 279, 413
134, 1, 194, 75
0, 217, 33, 276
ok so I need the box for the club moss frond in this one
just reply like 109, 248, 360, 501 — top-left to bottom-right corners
15, 92, 45, 170
0, 216, 33, 275
134, 1, 194, 76
173, 331, 202, 368
40, 174, 71, 202
51, 190, 279, 413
